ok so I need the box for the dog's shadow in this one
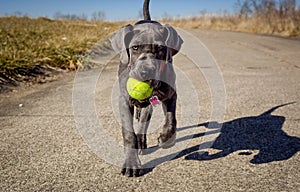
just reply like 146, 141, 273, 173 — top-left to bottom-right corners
141, 102, 300, 175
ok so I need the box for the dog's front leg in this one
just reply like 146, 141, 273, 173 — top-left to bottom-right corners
158, 93, 177, 149
119, 97, 141, 177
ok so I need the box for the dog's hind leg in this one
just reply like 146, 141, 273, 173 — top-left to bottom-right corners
136, 105, 153, 154
158, 93, 177, 149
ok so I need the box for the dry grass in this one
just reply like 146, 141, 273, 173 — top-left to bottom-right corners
0, 16, 124, 84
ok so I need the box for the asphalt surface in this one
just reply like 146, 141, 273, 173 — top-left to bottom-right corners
1, 29, 300, 191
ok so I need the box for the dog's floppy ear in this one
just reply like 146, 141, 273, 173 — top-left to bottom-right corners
109, 24, 133, 64
164, 24, 183, 56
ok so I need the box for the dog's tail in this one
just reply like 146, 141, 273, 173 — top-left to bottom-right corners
143, 0, 151, 20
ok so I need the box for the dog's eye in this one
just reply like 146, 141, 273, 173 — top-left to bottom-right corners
132, 46, 139, 51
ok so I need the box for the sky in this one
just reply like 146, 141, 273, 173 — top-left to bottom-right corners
1, 0, 299, 21
0, 0, 244, 21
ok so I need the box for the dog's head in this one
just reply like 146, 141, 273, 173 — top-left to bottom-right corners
110, 21, 183, 85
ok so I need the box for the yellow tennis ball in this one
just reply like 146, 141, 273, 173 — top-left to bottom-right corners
126, 77, 153, 100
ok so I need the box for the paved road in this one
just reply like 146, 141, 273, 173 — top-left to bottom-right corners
1, 29, 300, 191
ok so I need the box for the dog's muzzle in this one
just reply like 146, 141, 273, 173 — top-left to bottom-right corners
147, 79, 160, 88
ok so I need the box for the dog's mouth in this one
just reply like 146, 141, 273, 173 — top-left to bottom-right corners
146, 79, 160, 89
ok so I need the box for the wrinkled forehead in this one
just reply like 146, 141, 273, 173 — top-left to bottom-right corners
130, 23, 165, 46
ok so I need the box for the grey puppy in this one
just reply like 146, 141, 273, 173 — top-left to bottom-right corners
110, 4, 183, 177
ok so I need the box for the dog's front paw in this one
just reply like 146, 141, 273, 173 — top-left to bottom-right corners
158, 125, 176, 149
121, 150, 141, 177
158, 132, 176, 149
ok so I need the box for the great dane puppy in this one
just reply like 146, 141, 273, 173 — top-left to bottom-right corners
110, 8, 183, 177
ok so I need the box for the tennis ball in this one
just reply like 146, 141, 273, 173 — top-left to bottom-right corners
126, 77, 153, 100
